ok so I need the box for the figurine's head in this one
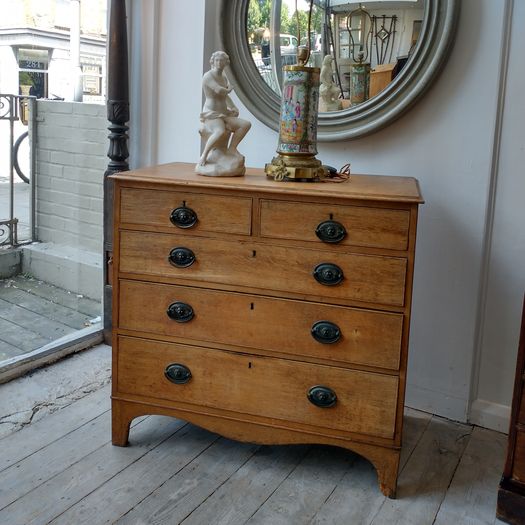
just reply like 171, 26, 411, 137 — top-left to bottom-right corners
323, 54, 333, 65
210, 51, 230, 69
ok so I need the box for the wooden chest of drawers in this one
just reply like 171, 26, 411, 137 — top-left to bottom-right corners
498, 295, 525, 524
111, 162, 423, 498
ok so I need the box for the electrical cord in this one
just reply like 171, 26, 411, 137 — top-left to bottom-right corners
322, 163, 351, 183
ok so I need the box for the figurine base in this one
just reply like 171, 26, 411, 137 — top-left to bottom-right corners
195, 149, 246, 177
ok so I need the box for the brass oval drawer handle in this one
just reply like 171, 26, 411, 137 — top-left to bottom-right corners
170, 206, 198, 229
165, 363, 192, 384
167, 302, 194, 323
315, 220, 346, 243
307, 385, 337, 408
168, 247, 196, 268
313, 263, 344, 286
311, 321, 341, 344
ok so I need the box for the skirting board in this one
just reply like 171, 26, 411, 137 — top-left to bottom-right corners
469, 399, 511, 433
405, 382, 468, 423
406, 385, 510, 433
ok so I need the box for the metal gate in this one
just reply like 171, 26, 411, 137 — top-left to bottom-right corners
0, 94, 36, 248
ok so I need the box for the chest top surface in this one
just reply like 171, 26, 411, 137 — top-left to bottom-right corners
111, 162, 424, 204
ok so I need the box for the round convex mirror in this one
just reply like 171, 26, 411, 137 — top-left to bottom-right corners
220, 0, 459, 141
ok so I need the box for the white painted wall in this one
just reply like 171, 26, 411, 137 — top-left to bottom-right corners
469, 0, 525, 432
127, 0, 524, 428
128, 0, 205, 168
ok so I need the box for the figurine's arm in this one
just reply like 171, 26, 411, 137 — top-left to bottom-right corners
225, 93, 239, 116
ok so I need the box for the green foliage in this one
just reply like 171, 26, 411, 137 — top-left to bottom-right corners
260, 0, 271, 27
247, 0, 262, 37
19, 72, 33, 86
247, 0, 323, 45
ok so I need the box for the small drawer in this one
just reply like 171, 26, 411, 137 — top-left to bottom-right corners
116, 336, 399, 439
118, 280, 404, 370
119, 231, 407, 307
119, 187, 252, 235
260, 199, 410, 250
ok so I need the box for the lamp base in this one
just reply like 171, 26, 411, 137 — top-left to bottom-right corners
265, 154, 328, 182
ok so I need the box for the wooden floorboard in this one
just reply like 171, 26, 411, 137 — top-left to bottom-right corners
0, 285, 93, 329
243, 445, 355, 524
0, 335, 27, 360
51, 425, 222, 525
433, 426, 507, 525
7, 276, 100, 318
309, 408, 432, 525
0, 417, 181, 525
0, 376, 506, 525
369, 416, 472, 525
0, 411, 114, 510
0, 275, 102, 361
116, 438, 264, 525
0, 297, 74, 343
0, 316, 50, 357
0, 385, 110, 472
177, 444, 310, 525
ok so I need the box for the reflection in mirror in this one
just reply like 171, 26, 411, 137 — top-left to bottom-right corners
247, 0, 425, 112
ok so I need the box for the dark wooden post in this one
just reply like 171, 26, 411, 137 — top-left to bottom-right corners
104, 0, 129, 342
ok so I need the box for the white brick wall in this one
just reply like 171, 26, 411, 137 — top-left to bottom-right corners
35, 101, 106, 254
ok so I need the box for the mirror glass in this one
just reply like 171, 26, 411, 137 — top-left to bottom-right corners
248, 0, 425, 112
221, 0, 459, 140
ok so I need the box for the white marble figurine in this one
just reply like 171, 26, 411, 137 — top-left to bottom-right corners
196, 51, 251, 177
319, 55, 342, 112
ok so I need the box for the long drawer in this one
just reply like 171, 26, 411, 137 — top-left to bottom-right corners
118, 231, 407, 306
118, 280, 403, 370
116, 336, 399, 439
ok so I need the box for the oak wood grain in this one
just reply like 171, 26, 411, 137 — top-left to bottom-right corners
260, 198, 410, 250
116, 336, 399, 439
111, 165, 422, 498
120, 187, 252, 235
119, 231, 407, 307
118, 279, 404, 370
111, 163, 424, 204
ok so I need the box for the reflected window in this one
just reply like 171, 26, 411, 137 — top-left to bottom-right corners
82, 62, 103, 95
17, 47, 50, 98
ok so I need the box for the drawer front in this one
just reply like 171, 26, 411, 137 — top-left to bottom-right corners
260, 199, 410, 251
120, 187, 252, 235
116, 336, 399, 439
119, 231, 407, 306
119, 280, 404, 370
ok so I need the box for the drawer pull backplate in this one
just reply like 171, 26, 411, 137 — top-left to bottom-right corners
167, 302, 194, 323
313, 263, 344, 286
307, 385, 337, 408
311, 321, 341, 344
315, 220, 347, 243
168, 247, 196, 268
170, 206, 198, 229
165, 363, 192, 384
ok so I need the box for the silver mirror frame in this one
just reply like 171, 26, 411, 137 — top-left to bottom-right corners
220, 0, 460, 141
